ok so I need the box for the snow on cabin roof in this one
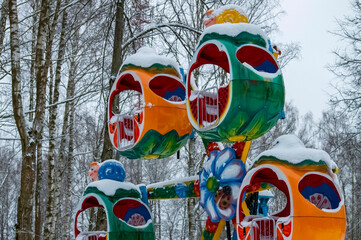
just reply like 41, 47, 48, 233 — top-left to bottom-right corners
147, 175, 198, 189
121, 47, 181, 73
87, 179, 140, 197
248, 134, 338, 171
199, 22, 269, 45
258, 189, 274, 198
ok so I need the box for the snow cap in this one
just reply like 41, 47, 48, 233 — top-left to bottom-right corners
88, 179, 140, 197
248, 134, 338, 172
120, 46, 181, 75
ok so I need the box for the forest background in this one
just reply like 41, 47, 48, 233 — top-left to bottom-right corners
0, 0, 360, 239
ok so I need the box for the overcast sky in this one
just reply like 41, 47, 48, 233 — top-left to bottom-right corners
276, 0, 353, 121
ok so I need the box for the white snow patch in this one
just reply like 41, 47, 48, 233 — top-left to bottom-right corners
258, 189, 274, 198
202, 120, 217, 128
189, 91, 198, 101
122, 47, 180, 72
147, 175, 198, 189
249, 135, 337, 171
88, 179, 140, 196
199, 22, 268, 45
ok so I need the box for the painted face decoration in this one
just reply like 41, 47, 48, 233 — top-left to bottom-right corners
187, 6, 285, 143
108, 47, 192, 159
88, 162, 100, 181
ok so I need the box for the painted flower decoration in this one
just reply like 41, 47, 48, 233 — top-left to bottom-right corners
199, 147, 246, 222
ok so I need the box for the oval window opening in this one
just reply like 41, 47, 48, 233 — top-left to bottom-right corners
113, 198, 152, 227
149, 75, 185, 102
112, 90, 143, 115
75, 196, 108, 240
190, 64, 230, 91
267, 188, 287, 216
110, 74, 144, 115
77, 207, 107, 232
298, 173, 341, 210
242, 168, 291, 218
110, 73, 143, 116
237, 45, 279, 74
109, 74, 144, 149
189, 64, 230, 129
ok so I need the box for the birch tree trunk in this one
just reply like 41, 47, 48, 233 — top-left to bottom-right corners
35, 0, 62, 237
187, 138, 197, 239
50, 88, 71, 239
97, 0, 125, 229
48, 24, 80, 236
28, 0, 39, 123
44, 0, 68, 237
9, 0, 51, 238
34, 137, 43, 239
44, 65, 73, 238
9, 1, 34, 239
100, 0, 125, 161
0, 0, 8, 55
61, 27, 77, 239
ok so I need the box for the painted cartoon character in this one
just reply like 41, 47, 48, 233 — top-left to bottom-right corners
214, 186, 232, 210
88, 160, 126, 182
88, 162, 100, 181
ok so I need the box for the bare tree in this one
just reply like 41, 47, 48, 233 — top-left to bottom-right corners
319, 110, 361, 239
8, 0, 51, 238
0, 0, 9, 55
43, 0, 69, 237
2, 0, 302, 238
327, 2, 361, 237
329, 0, 361, 125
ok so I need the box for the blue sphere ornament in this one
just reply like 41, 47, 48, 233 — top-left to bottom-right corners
98, 160, 126, 182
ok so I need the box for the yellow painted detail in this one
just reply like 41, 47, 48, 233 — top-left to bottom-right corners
213, 219, 226, 240
273, 52, 279, 59
216, 9, 249, 24
241, 141, 252, 163
242, 200, 250, 216
144, 154, 159, 159
228, 135, 246, 142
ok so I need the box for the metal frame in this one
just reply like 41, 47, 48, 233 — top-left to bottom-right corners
196, 86, 219, 130
244, 217, 277, 240
75, 231, 107, 240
